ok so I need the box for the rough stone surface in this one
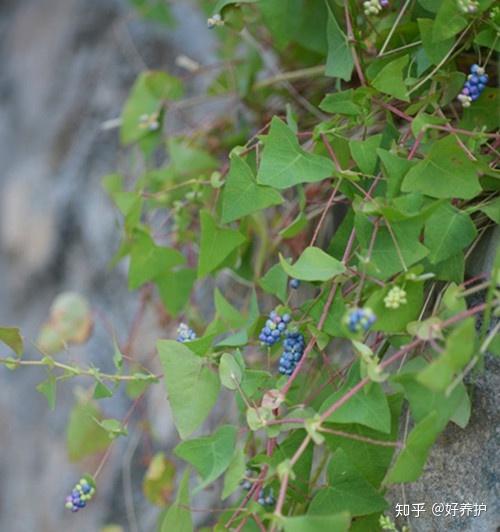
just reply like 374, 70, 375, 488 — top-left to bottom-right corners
0, 1, 224, 530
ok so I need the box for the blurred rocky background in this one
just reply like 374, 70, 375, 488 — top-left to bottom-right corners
0, 1, 228, 530
0, 1, 498, 531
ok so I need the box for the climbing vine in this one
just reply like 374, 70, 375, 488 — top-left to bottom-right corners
1, 1, 499, 531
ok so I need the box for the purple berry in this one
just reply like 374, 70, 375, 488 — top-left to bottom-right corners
289, 278, 300, 289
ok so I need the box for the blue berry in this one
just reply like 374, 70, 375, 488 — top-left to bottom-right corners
458, 64, 488, 107
258, 310, 291, 346
65, 477, 96, 513
278, 331, 305, 377
176, 323, 196, 343
346, 307, 376, 333
289, 278, 300, 289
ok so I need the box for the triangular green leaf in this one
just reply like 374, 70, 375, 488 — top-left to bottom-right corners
320, 363, 391, 433
198, 211, 246, 277
308, 448, 388, 517
279, 247, 345, 281
221, 154, 283, 223
402, 136, 481, 199
372, 56, 410, 102
174, 425, 237, 493
157, 340, 220, 439
325, 4, 353, 81
160, 469, 193, 532
257, 117, 334, 189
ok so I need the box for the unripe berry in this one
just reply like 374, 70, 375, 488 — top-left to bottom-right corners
384, 286, 408, 309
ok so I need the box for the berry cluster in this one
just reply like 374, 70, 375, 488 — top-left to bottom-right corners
363, 0, 388, 16
384, 286, 407, 309
257, 487, 275, 507
278, 331, 305, 376
457, 0, 478, 14
457, 64, 489, 107
258, 310, 291, 346
176, 323, 197, 343
241, 472, 276, 507
346, 307, 376, 333
289, 278, 300, 289
65, 477, 95, 513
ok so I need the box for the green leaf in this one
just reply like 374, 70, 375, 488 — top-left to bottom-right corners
325, 4, 353, 81
271, 430, 314, 504
221, 154, 283, 223
214, 288, 247, 329
280, 211, 308, 239
36, 374, 57, 410
219, 353, 243, 390
222, 446, 246, 500
174, 425, 237, 493
259, 262, 288, 303
0, 326, 23, 356
320, 362, 391, 433
260, 0, 302, 49
157, 340, 220, 439
130, 0, 173, 26
66, 401, 111, 461
309, 449, 388, 517
156, 268, 197, 317
214, 0, 258, 13
121, 71, 183, 145
308, 289, 347, 337
283, 513, 351, 532
377, 149, 414, 199
323, 394, 403, 487
432, 0, 467, 42
198, 211, 246, 277
366, 282, 424, 333
160, 469, 193, 532
418, 19, 454, 65
128, 230, 185, 290
349, 135, 383, 175
392, 357, 469, 426
167, 138, 218, 176
355, 214, 429, 280
424, 203, 476, 264
143, 452, 176, 507
461, 88, 500, 132
279, 247, 345, 281
320, 90, 362, 116
93, 380, 114, 399
257, 117, 334, 189
402, 136, 481, 199
479, 197, 500, 223
384, 412, 441, 484
431, 252, 464, 283
417, 319, 476, 391
474, 27, 500, 52
371, 56, 410, 102
93, 418, 128, 439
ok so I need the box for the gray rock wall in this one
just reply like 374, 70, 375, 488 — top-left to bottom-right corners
0, 1, 223, 530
